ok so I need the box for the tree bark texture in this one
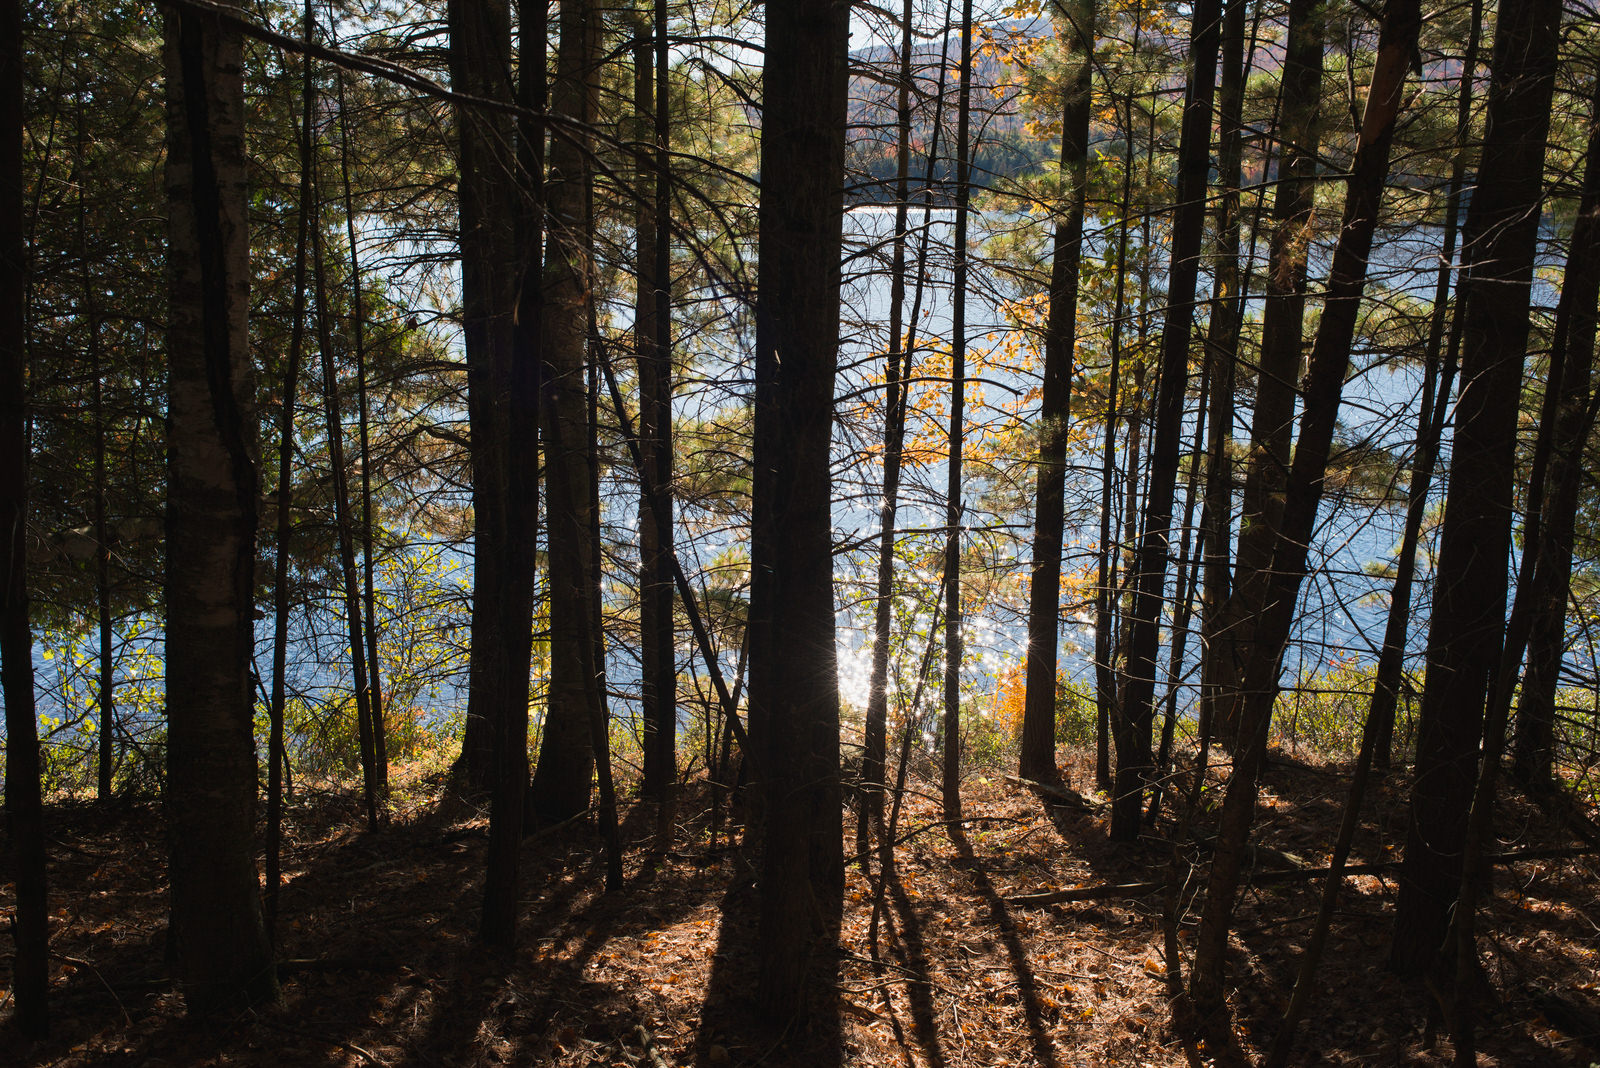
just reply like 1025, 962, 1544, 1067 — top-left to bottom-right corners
162, 4, 276, 1013
450, 0, 535, 946
450, 0, 522, 802
635, 11, 676, 804
1513, 71, 1600, 793
748, 0, 848, 1017
1194, 0, 1252, 744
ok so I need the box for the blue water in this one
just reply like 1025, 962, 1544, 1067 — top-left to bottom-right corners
16, 204, 1574, 769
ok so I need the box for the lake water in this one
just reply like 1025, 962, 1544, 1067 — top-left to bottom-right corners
23, 203, 1571, 767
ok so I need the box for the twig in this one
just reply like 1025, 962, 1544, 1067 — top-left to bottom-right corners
48, 837, 115, 859
841, 951, 935, 984
1009, 881, 1165, 906
53, 953, 131, 1026
632, 1024, 675, 1068
276, 957, 404, 974
255, 1018, 388, 1065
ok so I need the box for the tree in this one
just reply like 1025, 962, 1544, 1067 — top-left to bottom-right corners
1265, 7, 1485, 1058
859, 0, 920, 853
1513, 68, 1600, 794
942, 0, 975, 823
635, 0, 676, 810
309, 126, 382, 833
446, 0, 535, 946
1186, 0, 1424, 1021
1019, 0, 1096, 785
335, 63, 391, 801
1366, 0, 1480, 772
265, 0, 319, 934
1194, 0, 1253, 749
2, 0, 49, 1035
1204, 0, 1323, 752
529, 0, 604, 823
1110, 0, 1222, 841
450, 0, 523, 806
1392, 0, 1563, 978
162, 0, 275, 1012
747, 0, 849, 1017
1090, 7, 1156, 792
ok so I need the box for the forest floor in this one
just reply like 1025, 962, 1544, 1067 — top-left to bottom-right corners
4, 747, 1600, 1067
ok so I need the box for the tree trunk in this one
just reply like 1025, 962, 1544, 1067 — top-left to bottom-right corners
748, 0, 848, 1017
450, 0, 522, 802
449, 0, 534, 947
1186, 0, 1423, 1020
308, 154, 380, 834
1391, 0, 1561, 978
942, 0, 975, 823
1368, 316, 1461, 765
1265, 10, 1483, 1059
1513, 72, 1600, 794
1020, 0, 1096, 784
1195, 0, 1256, 743
336, 67, 388, 795
1092, 17, 1143, 790
635, 9, 676, 806
1110, 0, 1222, 841
863, 0, 952, 849
584, 298, 624, 891
266, 0, 318, 935
162, 3, 276, 1013
1148, 371, 1207, 825
1206, 0, 1322, 751
860, 0, 916, 851
2, 0, 49, 1034
78, 88, 118, 802
530, 0, 603, 822
1366, 0, 1478, 772
1451, 78, 1600, 1065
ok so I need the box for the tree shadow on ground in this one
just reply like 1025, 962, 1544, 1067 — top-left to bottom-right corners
693, 841, 843, 1068
0, 791, 719, 1068
947, 824, 1061, 1068
1166, 749, 1600, 1066
878, 872, 949, 1068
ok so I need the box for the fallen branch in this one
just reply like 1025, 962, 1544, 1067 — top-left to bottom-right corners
632, 1024, 675, 1068
845, 815, 1026, 868
1007, 845, 1599, 907
1009, 881, 1164, 907
255, 1019, 387, 1066
1005, 774, 1101, 812
276, 957, 404, 974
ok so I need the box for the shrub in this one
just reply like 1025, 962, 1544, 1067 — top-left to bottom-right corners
1272, 657, 1419, 760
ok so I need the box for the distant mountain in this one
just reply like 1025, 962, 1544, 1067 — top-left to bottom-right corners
845, 18, 1056, 202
